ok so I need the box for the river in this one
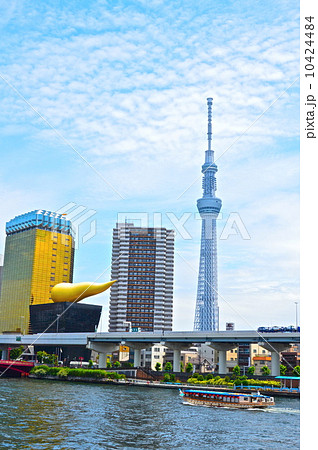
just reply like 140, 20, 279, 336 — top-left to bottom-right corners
0, 379, 300, 449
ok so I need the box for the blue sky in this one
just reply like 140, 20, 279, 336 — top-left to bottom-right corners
0, 0, 299, 331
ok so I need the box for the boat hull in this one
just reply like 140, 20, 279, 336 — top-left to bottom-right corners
183, 397, 273, 408
180, 389, 275, 409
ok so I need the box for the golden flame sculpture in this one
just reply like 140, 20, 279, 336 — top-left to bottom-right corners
51, 280, 116, 303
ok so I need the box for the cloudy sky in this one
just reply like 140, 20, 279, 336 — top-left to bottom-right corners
0, 0, 299, 331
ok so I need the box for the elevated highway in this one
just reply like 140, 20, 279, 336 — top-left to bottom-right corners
0, 330, 299, 376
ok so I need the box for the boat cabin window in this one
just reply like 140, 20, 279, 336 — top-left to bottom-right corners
243, 397, 249, 401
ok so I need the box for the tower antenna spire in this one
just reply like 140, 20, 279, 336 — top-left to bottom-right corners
207, 97, 213, 151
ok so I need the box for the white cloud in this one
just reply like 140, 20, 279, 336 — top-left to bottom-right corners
0, 0, 299, 331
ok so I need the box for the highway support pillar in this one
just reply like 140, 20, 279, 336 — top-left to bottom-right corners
86, 342, 119, 369
125, 342, 147, 368
259, 342, 289, 377
208, 343, 237, 375
165, 343, 190, 372
1, 348, 9, 360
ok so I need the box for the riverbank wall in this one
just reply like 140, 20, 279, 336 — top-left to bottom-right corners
28, 374, 299, 398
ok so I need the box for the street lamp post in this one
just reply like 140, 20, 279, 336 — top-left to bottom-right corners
56, 314, 61, 333
56, 314, 61, 363
294, 302, 299, 328
20, 316, 25, 335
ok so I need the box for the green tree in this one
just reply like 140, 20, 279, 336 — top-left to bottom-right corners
164, 362, 172, 372
247, 366, 255, 376
280, 364, 287, 375
180, 361, 184, 372
261, 365, 271, 376
233, 365, 241, 376
163, 373, 171, 382
36, 351, 57, 365
121, 362, 134, 368
170, 374, 176, 382
155, 362, 161, 371
185, 362, 193, 373
106, 361, 112, 368
293, 365, 300, 376
113, 361, 121, 368
9, 346, 24, 360
88, 360, 93, 368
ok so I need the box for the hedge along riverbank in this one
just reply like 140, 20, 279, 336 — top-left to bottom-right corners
30, 365, 126, 381
186, 374, 281, 388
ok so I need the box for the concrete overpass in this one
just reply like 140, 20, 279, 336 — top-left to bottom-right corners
0, 331, 300, 376
86, 331, 300, 375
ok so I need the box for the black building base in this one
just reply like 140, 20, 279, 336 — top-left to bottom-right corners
30, 302, 102, 334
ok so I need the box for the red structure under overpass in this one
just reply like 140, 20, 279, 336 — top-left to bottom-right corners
0, 360, 34, 377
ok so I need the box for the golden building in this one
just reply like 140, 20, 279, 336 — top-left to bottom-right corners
0, 210, 75, 334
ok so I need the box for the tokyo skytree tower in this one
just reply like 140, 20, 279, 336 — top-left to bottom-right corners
194, 98, 222, 331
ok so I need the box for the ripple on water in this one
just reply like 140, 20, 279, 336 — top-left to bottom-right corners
0, 379, 300, 449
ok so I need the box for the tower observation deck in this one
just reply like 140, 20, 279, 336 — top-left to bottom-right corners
194, 98, 222, 331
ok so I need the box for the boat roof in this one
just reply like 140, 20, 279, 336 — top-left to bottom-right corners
275, 376, 300, 380
182, 389, 270, 398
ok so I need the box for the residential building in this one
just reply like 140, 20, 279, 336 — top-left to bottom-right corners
281, 344, 300, 374
253, 356, 272, 375
226, 348, 238, 372
108, 222, 174, 332
0, 210, 75, 334
225, 344, 270, 374
140, 344, 167, 370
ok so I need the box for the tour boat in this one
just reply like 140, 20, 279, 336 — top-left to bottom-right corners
179, 389, 275, 408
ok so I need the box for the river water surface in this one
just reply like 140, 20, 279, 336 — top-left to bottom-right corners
0, 379, 299, 449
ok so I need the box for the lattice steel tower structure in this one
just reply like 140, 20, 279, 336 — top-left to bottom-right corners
194, 98, 222, 331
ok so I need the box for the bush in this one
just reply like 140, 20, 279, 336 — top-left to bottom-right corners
67, 368, 108, 378
163, 374, 171, 382
197, 375, 204, 381
30, 365, 49, 374
205, 374, 213, 380
46, 367, 61, 376
192, 372, 199, 379
31, 366, 126, 381
121, 362, 134, 368
170, 374, 176, 382
32, 368, 47, 377
58, 368, 69, 378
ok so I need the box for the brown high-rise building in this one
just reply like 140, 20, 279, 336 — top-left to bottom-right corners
108, 223, 174, 332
